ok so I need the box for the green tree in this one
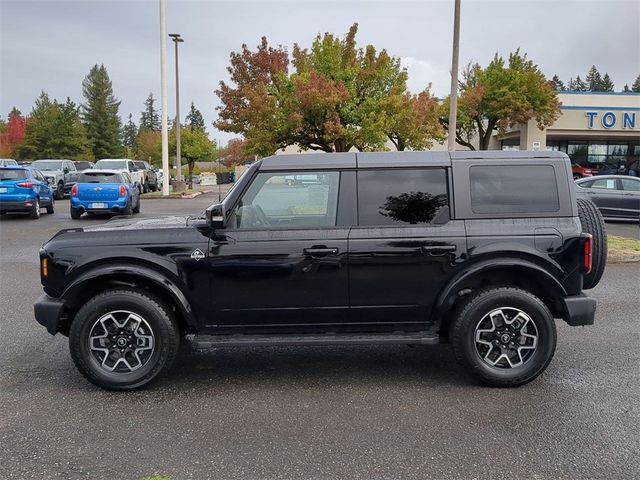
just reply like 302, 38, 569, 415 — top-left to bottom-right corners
122, 114, 138, 157
169, 126, 216, 188
135, 130, 162, 166
81, 64, 122, 158
441, 51, 561, 150
585, 65, 602, 91
215, 24, 441, 155
632, 75, 640, 92
600, 73, 614, 92
139, 93, 161, 132
551, 75, 565, 91
623, 84, 630, 92
185, 102, 206, 132
17, 92, 92, 160
572, 75, 588, 91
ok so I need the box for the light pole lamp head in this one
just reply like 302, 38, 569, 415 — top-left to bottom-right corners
169, 33, 184, 43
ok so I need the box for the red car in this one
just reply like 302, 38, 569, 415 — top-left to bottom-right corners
572, 164, 598, 179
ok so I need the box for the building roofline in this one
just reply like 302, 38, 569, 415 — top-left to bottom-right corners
559, 90, 640, 96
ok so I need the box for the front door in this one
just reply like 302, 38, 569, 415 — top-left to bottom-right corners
348, 168, 466, 327
206, 170, 349, 329
582, 177, 625, 217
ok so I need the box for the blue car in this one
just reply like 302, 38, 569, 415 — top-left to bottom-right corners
70, 169, 141, 219
0, 166, 55, 219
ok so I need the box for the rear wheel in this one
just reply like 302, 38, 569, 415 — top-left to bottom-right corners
132, 196, 140, 214
46, 198, 55, 214
450, 287, 557, 387
70, 205, 82, 219
123, 198, 133, 215
29, 198, 41, 219
69, 289, 180, 390
576, 198, 607, 289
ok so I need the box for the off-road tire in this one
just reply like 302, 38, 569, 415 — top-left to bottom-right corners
450, 287, 557, 388
576, 198, 607, 289
70, 205, 82, 219
29, 198, 41, 219
69, 289, 180, 391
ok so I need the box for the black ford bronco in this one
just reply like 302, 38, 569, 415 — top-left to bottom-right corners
34, 151, 606, 390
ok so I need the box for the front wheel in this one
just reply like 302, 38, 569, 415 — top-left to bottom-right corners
46, 198, 55, 214
450, 287, 557, 387
55, 182, 64, 200
69, 289, 180, 390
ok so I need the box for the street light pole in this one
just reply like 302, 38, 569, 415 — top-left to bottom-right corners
159, 0, 169, 196
447, 0, 461, 151
169, 33, 184, 182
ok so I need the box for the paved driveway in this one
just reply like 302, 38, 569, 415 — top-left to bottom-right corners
1, 194, 639, 479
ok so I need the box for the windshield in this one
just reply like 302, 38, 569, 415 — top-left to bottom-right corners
32, 160, 63, 170
0, 169, 28, 180
79, 172, 122, 183
95, 160, 127, 169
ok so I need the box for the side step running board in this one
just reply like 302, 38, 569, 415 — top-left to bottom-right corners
185, 332, 440, 349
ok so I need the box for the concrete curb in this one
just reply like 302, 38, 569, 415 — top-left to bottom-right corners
608, 252, 640, 264
141, 190, 214, 200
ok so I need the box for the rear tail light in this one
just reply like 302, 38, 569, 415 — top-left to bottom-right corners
119, 185, 126, 197
583, 234, 593, 274
71, 184, 78, 197
16, 181, 33, 188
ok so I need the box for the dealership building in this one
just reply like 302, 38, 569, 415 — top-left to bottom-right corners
495, 91, 640, 172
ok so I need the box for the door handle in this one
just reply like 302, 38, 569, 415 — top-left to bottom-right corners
303, 247, 339, 257
421, 245, 456, 255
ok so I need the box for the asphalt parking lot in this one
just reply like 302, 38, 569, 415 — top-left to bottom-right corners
1, 194, 639, 480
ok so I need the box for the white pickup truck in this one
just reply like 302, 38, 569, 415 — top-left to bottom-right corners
94, 159, 145, 193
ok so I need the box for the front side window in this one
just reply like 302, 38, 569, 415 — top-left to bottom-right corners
470, 165, 559, 214
235, 171, 340, 229
357, 169, 449, 226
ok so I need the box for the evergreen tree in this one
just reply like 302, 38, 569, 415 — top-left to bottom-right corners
567, 77, 575, 90
122, 113, 138, 156
623, 84, 630, 92
585, 65, 603, 91
17, 92, 92, 160
139, 93, 161, 132
81, 64, 123, 158
551, 75, 565, 91
600, 73, 614, 92
9, 106, 22, 118
631, 74, 640, 93
573, 75, 588, 91
185, 102, 206, 132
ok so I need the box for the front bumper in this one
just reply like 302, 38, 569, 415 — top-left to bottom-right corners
563, 294, 597, 326
34, 294, 66, 335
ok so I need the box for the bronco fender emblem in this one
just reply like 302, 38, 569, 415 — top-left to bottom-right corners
190, 248, 205, 261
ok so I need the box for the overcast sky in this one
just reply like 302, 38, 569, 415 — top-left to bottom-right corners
1, 0, 638, 144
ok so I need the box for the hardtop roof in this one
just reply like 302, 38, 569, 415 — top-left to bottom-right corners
258, 150, 567, 170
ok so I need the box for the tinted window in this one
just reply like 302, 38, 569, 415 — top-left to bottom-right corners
590, 178, 618, 190
95, 160, 127, 169
79, 172, 123, 183
32, 160, 63, 170
357, 169, 448, 226
621, 178, 640, 192
134, 161, 146, 169
235, 171, 340, 229
33, 170, 45, 181
470, 165, 559, 214
0, 169, 27, 180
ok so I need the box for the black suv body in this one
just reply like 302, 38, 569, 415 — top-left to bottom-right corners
34, 151, 601, 390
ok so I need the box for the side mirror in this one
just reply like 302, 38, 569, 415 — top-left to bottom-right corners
206, 203, 226, 229
63, 167, 69, 174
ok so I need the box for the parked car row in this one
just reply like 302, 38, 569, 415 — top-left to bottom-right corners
575, 175, 640, 221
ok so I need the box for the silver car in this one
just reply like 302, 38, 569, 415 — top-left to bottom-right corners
575, 175, 640, 220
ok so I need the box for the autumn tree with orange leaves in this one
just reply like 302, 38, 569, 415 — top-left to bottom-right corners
215, 24, 442, 156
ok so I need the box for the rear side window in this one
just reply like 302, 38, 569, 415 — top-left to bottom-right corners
79, 172, 122, 183
0, 169, 27, 180
357, 169, 449, 226
590, 178, 618, 190
470, 165, 559, 214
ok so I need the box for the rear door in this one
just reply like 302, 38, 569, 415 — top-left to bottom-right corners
348, 167, 466, 326
619, 177, 640, 219
206, 169, 352, 328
